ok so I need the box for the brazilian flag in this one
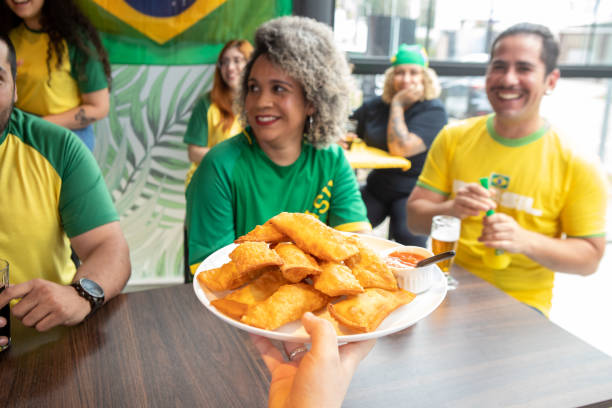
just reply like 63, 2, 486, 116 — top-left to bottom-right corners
76, 0, 291, 65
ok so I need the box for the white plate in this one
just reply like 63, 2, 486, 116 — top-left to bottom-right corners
193, 234, 447, 343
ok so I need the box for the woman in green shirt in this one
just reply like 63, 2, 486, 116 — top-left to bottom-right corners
185, 16, 371, 269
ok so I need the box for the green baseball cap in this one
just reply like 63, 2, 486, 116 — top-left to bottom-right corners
391, 44, 428, 67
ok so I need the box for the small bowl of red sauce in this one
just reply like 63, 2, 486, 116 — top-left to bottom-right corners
382, 246, 436, 294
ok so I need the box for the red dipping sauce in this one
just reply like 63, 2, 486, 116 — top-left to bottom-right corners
386, 251, 426, 269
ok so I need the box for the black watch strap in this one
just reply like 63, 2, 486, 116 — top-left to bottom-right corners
71, 278, 105, 318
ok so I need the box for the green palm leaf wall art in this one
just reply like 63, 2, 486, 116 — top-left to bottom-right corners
94, 65, 214, 283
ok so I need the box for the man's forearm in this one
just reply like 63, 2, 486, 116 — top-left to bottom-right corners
406, 198, 455, 235
73, 235, 131, 302
519, 233, 604, 276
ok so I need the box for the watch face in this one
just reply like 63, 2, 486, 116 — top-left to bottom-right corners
80, 278, 104, 298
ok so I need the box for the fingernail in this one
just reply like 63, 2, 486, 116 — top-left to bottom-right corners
0, 337, 7, 346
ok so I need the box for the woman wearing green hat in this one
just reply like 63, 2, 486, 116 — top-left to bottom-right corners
350, 44, 448, 246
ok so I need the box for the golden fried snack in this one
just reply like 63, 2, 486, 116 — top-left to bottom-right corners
345, 236, 398, 291
241, 283, 329, 330
313, 261, 364, 297
197, 261, 243, 292
328, 288, 416, 332
211, 267, 287, 319
269, 212, 358, 262
275, 242, 322, 283
209, 299, 248, 320
229, 241, 283, 275
314, 308, 360, 336
234, 220, 290, 244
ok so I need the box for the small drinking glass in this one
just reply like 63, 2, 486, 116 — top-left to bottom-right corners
431, 216, 461, 290
0, 259, 9, 351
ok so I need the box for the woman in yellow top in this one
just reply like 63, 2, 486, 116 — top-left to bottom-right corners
1, 0, 111, 151
183, 39, 254, 186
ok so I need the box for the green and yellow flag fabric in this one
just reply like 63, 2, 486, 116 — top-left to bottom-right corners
76, 0, 292, 65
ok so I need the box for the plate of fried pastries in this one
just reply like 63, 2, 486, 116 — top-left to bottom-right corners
193, 212, 447, 343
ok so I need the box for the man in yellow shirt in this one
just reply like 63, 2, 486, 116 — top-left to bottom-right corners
0, 35, 130, 349
406, 23, 606, 316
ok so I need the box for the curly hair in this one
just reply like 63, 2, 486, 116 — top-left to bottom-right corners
381, 65, 441, 104
211, 40, 253, 132
235, 16, 352, 148
0, 0, 111, 88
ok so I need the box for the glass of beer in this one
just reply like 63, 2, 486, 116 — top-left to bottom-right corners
0, 259, 9, 352
431, 215, 460, 289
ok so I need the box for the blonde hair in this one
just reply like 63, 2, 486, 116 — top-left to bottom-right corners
235, 16, 352, 148
381, 65, 441, 104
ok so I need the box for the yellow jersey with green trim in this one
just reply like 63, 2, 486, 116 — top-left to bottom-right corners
417, 114, 607, 315
0, 109, 118, 286
185, 127, 371, 268
9, 23, 108, 116
183, 93, 242, 186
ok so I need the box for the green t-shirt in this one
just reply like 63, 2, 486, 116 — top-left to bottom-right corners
183, 93, 212, 147
185, 128, 371, 267
0, 108, 118, 286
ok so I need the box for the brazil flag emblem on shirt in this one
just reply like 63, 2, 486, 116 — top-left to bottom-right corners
76, 0, 291, 65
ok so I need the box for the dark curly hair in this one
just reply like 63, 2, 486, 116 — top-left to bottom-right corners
236, 16, 352, 148
0, 0, 111, 87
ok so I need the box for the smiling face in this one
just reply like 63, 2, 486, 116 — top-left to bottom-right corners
486, 34, 559, 125
0, 41, 17, 135
5, 0, 45, 29
245, 55, 313, 152
219, 46, 247, 92
392, 64, 424, 97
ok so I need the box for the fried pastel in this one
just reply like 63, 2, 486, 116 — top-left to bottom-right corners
275, 242, 322, 283
269, 212, 358, 262
235, 221, 290, 244
197, 261, 244, 292
229, 241, 283, 275
211, 267, 287, 319
314, 308, 360, 336
345, 236, 398, 291
209, 298, 248, 320
313, 261, 364, 297
241, 283, 329, 330
328, 288, 416, 332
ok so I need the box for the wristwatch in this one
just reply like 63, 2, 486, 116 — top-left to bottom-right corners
71, 278, 105, 318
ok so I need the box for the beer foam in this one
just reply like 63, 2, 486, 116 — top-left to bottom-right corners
431, 228, 459, 242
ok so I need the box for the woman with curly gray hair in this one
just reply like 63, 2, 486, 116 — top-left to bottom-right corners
350, 44, 448, 247
185, 16, 371, 267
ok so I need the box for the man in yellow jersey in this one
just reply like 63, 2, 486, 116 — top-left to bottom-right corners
406, 23, 606, 316
0, 35, 130, 349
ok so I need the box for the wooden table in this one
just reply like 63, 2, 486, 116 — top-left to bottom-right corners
2, 267, 612, 408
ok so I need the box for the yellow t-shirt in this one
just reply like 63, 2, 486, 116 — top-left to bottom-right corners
417, 114, 607, 315
9, 24, 107, 116
1, 109, 118, 286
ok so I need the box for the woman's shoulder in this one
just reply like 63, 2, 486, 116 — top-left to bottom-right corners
304, 142, 349, 168
361, 96, 386, 110
207, 131, 249, 158
416, 98, 445, 110
194, 92, 213, 110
